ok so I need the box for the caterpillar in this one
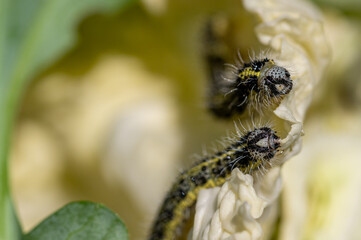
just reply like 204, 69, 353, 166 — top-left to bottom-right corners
207, 55, 293, 118
204, 18, 293, 118
149, 126, 281, 240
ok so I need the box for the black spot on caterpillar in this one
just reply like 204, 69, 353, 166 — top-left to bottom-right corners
204, 19, 293, 118
148, 126, 281, 240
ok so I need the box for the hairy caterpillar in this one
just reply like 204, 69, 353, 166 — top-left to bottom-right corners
207, 55, 293, 118
149, 126, 281, 240
204, 19, 293, 118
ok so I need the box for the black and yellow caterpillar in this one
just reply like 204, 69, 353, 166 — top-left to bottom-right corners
204, 19, 293, 118
149, 126, 281, 240
207, 56, 293, 118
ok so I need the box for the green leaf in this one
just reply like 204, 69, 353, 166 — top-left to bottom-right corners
0, 0, 133, 239
23, 202, 128, 240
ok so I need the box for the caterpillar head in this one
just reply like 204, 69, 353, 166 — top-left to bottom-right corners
245, 127, 280, 161
259, 64, 293, 97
